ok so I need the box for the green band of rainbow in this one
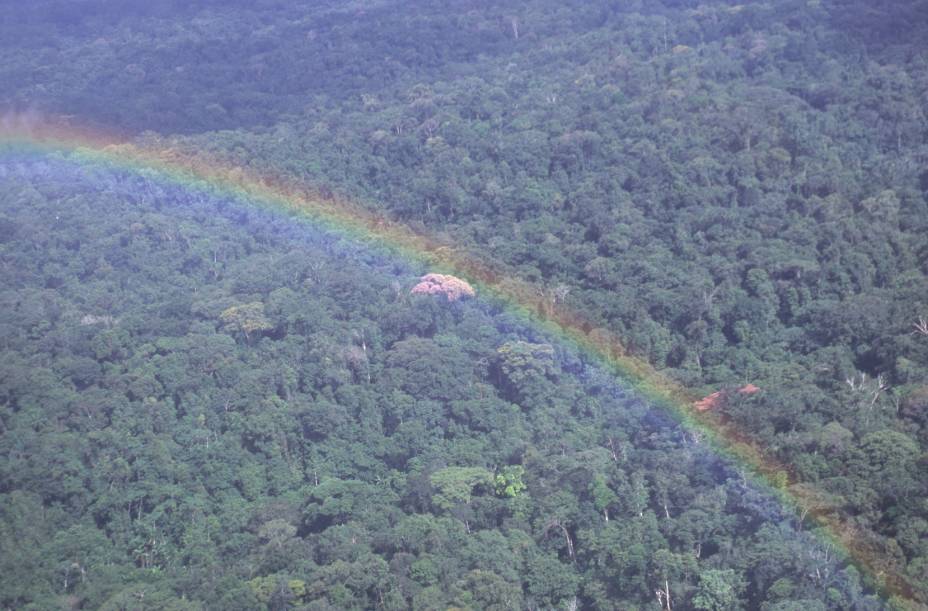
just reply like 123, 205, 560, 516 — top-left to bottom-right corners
0, 121, 915, 607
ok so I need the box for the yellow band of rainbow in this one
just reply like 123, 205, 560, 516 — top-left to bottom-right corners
0, 120, 916, 607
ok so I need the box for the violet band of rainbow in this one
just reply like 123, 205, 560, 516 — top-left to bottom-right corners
0, 120, 915, 608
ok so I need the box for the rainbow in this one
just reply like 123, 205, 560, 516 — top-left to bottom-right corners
0, 119, 917, 607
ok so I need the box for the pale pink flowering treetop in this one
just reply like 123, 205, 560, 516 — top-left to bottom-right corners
410, 273, 476, 301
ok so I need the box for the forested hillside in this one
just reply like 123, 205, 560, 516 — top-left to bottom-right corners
1, 0, 927, 609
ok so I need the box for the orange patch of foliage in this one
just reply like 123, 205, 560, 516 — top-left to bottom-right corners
694, 384, 761, 411
694, 390, 725, 411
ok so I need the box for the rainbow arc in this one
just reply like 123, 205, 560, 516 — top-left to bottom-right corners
0, 119, 916, 607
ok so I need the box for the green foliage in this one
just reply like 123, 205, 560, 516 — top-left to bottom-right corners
693, 569, 744, 611
1, 0, 927, 608
494, 465, 526, 498
219, 302, 273, 339
429, 466, 494, 510
589, 474, 618, 519
496, 340, 558, 405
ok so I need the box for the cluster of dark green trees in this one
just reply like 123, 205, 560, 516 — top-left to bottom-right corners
0, 157, 884, 610
1, 0, 927, 608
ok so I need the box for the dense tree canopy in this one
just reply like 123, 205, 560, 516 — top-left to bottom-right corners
1, 0, 927, 609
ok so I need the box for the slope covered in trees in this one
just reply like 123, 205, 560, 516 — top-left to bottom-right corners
0, 156, 877, 609
1, 0, 927, 609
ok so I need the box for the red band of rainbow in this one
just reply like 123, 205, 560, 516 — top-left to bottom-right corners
0, 119, 916, 607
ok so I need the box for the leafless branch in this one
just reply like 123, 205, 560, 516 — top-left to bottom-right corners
913, 316, 928, 336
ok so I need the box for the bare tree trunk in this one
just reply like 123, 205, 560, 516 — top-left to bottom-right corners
655, 579, 672, 610
546, 519, 575, 561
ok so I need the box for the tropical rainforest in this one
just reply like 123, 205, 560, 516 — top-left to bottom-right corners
1, 1, 927, 610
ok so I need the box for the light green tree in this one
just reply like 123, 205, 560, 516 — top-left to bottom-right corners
693, 569, 744, 611
430, 467, 494, 510
219, 302, 273, 340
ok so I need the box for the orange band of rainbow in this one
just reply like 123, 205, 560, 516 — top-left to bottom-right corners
0, 119, 916, 607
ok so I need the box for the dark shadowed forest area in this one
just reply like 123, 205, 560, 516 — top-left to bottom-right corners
1, 1, 927, 609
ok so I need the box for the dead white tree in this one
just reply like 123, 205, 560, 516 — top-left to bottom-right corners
869, 374, 888, 408
846, 372, 889, 416
845, 372, 867, 392
551, 283, 571, 304
544, 518, 575, 561
913, 316, 928, 336
701, 283, 722, 312
655, 579, 672, 610
606, 436, 625, 462
62, 561, 86, 591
